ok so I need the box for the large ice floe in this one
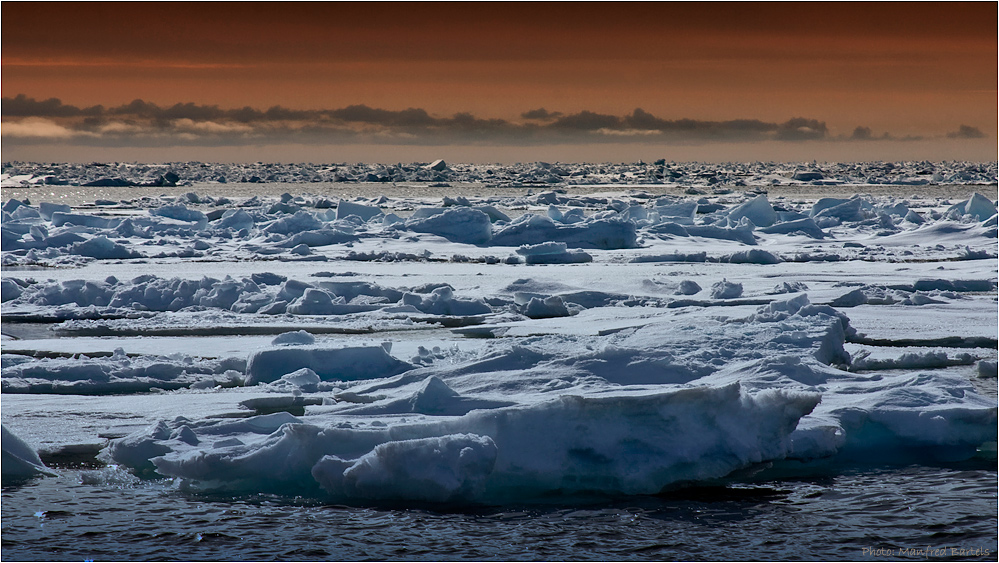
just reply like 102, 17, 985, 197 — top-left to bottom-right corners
1, 161, 996, 504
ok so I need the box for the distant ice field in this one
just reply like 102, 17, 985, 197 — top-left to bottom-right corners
2, 159, 995, 206
0, 180, 990, 210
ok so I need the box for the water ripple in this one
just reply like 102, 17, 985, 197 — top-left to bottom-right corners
2, 465, 996, 561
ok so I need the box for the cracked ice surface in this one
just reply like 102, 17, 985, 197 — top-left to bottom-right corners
2, 165, 996, 500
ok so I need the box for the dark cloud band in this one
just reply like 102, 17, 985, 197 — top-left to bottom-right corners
0, 95, 985, 148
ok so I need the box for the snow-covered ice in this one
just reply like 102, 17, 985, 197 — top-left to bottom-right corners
2, 425, 56, 483
2, 160, 996, 504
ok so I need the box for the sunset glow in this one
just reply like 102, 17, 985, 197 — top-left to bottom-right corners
2, 2, 996, 162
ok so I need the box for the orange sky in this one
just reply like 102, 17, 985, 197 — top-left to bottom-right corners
2, 2, 996, 162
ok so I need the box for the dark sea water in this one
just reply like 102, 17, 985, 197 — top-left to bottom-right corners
2, 464, 996, 562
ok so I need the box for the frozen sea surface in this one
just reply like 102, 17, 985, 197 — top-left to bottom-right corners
2, 164, 997, 559
2, 160, 996, 206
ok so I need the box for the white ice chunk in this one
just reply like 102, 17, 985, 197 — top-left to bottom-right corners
492, 214, 637, 249
313, 434, 497, 503
336, 200, 383, 222
758, 217, 825, 239
710, 279, 743, 299
245, 346, 412, 385
946, 192, 997, 221
2, 425, 56, 482
728, 249, 780, 264
676, 280, 701, 295
812, 198, 871, 222
277, 367, 321, 392
215, 209, 255, 230
286, 288, 345, 315
271, 330, 316, 346
71, 236, 141, 259
263, 211, 322, 234
727, 195, 777, 227
1, 279, 23, 302
524, 296, 572, 318
404, 207, 492, 245
130, 383, 819, 501
516, 241, 568, 256
150, 204, 208, 225
38, 202, 71, 220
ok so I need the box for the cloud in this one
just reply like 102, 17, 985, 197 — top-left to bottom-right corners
159, 103, 229, 122
97, 121, 146, 135
261, 106, 311, 121
851, 126, 873, 140
329, 105, 436, 127
107, 99, 164, 118
521, 108, 563, 120
4, 94, 982, 149
550, 110, 622, 131
947, 125, 986, 139
1, 117, 85, 139
622, 108, 663, 130
775, 118, 828, 141
619, 110, 787, 139
2, 94, 102, 117
595, 128, 663, 137
170, 119, 256, 136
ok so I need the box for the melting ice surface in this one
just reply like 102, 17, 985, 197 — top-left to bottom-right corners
1, 162, 997, 506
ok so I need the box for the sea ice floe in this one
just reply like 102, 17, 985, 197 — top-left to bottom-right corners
2, 177, 996, 502
3, 186, 997, 270
96, 293, 994, 501
2, 161, 996, 189
1, 351, 245, 394
2, 274, 495, 321
109, 383, 820, 501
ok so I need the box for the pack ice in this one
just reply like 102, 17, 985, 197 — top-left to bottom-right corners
2, 161, 996, 503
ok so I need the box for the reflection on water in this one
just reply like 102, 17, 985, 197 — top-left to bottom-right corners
3, 465, 996, 561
